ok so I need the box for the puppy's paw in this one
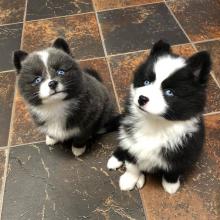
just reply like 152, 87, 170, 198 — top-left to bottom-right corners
136, 174, 145, 189
119, 172, 139, 191
46, 136, 57, 146
162, 177, 180, 194
72, 146, 86, 157
107, 156, 123, 170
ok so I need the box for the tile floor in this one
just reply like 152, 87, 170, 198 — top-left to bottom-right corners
0, 0, 219, 219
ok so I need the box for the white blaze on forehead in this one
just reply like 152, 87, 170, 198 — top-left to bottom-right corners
37, 50, 49, 69
153, 55, 186, 84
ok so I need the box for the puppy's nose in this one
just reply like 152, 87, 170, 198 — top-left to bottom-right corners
138, 95, 149, 106
48, 80, 58, 90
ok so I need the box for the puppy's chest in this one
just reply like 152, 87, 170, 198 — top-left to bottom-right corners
31, 103, 80, 141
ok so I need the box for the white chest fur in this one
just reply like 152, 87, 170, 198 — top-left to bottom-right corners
30, 101, 80, 141
119, 108, 198, 172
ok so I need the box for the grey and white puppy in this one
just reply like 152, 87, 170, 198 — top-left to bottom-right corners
13, 38, 118, 156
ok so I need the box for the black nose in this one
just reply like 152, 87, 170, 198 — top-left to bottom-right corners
48, 80, 58, 90
138, 95, 149, 106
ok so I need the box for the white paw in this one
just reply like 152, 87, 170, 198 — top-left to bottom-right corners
107, 156, 123, 170
46, 136, 57, 145
162, 177, 180, 194
119, 172, 139, 191
72, 146, 86, 157
136, 174, 145, 189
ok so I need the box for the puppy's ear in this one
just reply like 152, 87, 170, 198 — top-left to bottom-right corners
187, 51, 211, 84
13, 50, 28, 73
150, 40, 171, 56
52, 38, 71, 54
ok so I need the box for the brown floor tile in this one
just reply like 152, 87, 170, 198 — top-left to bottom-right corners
140, 114, 220, 220
167, 0, 220, 42
98, 3, 188, 55
0, 23, 22, 71
26, 0, 94, 21
0, 150, 6, 195
0, 72, 16, 147
110, 44, 220, 113
0, 0, 25, 25
23, 13, 104, 59
93, 0, 162, 11
2, 135, 145, 220
10, 90, 44, 146
196, 40, 220, 86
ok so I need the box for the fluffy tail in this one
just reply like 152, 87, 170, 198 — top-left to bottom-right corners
84, 68, 102, 82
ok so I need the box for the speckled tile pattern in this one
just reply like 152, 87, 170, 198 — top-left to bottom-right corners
23, 14, 104, 59
0, 1, 219, 219
140, 114, 220, 220
1, 135, 144, 220
0, 0, 25, 25
0, 72, 16, 147
0, 23, 23, 71
26, 0, 94, 21
93, 0, 162, 11
167, 0, 220, 42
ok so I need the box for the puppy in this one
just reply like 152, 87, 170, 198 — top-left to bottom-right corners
13, 38, 118, 156
107, 40, 211, 194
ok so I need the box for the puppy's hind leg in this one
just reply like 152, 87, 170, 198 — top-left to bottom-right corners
162, 172, 181, 194
72, 145, 86, 157
107, 147, 125, 170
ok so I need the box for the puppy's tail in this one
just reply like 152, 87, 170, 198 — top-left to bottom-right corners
84, 68, 102, 82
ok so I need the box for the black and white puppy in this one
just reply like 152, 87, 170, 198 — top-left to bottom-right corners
13, 38, 117, 156
107, 40, 211, 194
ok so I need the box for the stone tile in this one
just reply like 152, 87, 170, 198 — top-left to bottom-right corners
98, 3, 188, 55
110, 44, 220, 113
0, 71, 16, 147
26, 0, 94, 21
167, 0, 220, 42
93, 0, 162, 11
10, 90, 44, 146
23, 13, 104, 59
2, 135, 145, 220
140, 114, 220, 220
79, 58, 117, 106
0, 23, 22, 71
0, 150, 6, 195
0, 0, 25, 25
196, 40, 220, 86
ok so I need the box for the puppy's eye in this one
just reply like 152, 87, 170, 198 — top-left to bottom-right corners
57, 69, 65, 76
33, 76, 42, 85
164, 89, 174, 97
144, 80, 151, 86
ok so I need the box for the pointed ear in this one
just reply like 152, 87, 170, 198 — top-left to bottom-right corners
52, 38, 71, 54
13, 50, 28, 73
150, 40, 171, 56
187, 51, 211, 84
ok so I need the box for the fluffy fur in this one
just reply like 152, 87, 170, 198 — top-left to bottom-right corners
13, 38, 118, 156
107, 40, 211, 194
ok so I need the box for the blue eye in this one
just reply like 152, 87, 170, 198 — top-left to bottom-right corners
144, 80, 151, 86
33, 76, 42, 85
164, 89, 174, 97
57, 69, 65, 76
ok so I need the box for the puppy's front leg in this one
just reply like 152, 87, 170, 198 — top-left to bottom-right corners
46, 135, 58, 146
72, 145, 86, 157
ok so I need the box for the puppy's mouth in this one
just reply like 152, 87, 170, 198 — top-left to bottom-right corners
135, 104, 148, 113
50, 90, 66, 96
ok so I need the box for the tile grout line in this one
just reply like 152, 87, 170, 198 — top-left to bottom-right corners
93, 4, 121, 112
10, 140, 45, 149
0, 1, 28, 219
194, 37, 220, 45
96, 1, 163, 13
204, 111, 220, 116
0, 21, 23, 28
164, 1, 220, 89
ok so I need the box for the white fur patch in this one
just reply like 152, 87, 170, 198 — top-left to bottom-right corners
119, 162, 140, 191
37, 50, 49, 69
119, 109, 199, 172
107, 156, 123, 170
162, 176, 180, 194
46, 135, 57, 145
30, 100, 80, 141
72, 146, 86, 157
136, 173, 145, 189
133, 55, 186, 115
